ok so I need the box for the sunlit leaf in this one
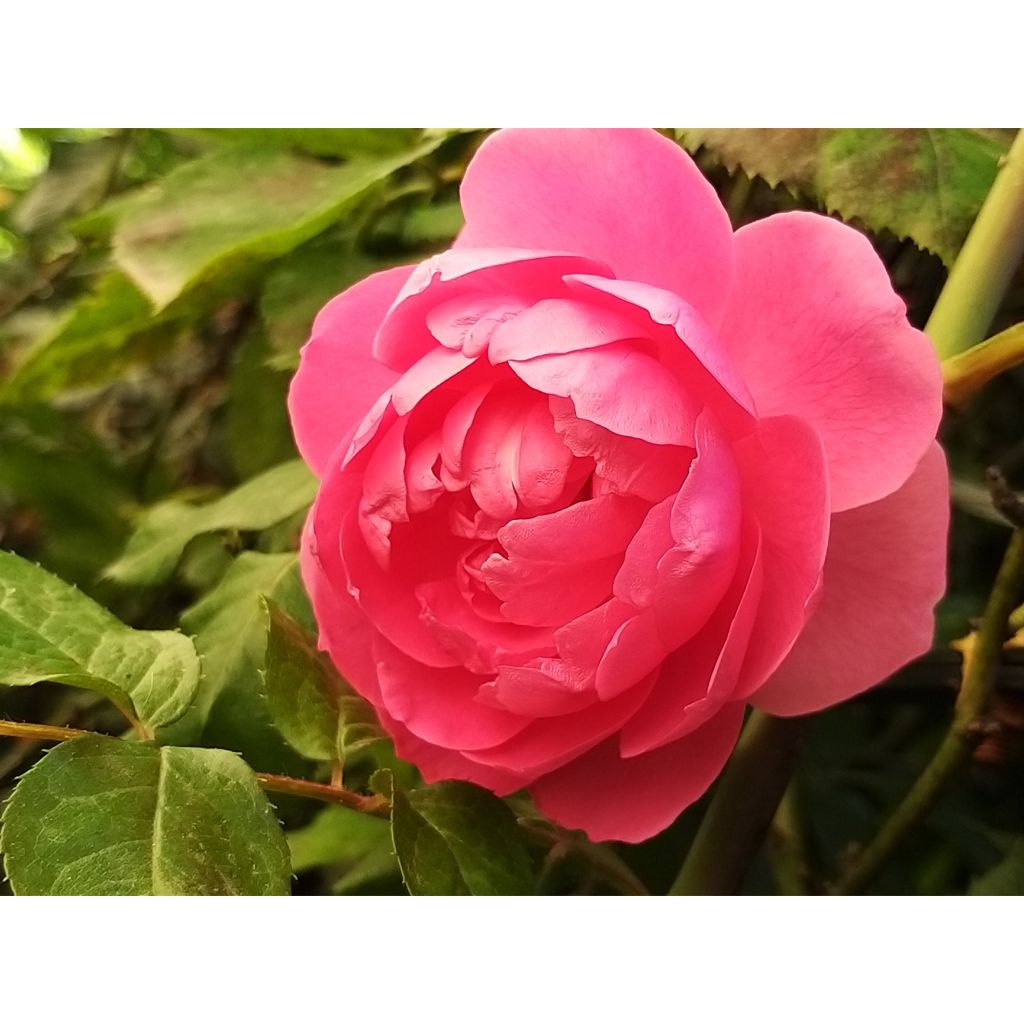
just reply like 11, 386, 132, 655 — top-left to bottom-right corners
0, 735, 290, 895
0, 550, 198, 731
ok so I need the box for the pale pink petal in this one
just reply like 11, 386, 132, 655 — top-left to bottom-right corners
565, 275, 755, 419
717, 212, 943, 511
550, 397, 692, 502
751, 443, 949, 715
375, 248, 610, 370
510, 341, 698, 446
289, 266, 409, 475
458, 129, 734, 327
530, 703, 746, 843
487, 297, 646, 363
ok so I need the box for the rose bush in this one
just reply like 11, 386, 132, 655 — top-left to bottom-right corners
289, 128, 948, 842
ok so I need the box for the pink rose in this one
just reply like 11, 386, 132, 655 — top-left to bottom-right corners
289, 129, 947, 842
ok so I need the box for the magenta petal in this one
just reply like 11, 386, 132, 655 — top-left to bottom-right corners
458, 129, 734, 328
289, 266, 409, 476
530, 703, 746, 843
478, 664, 597, 717
751, 443, 949, 715
374, 636, 528, 751
717, 212, 943, 512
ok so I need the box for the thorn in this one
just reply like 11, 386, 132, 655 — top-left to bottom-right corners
987, 467, 1024, 528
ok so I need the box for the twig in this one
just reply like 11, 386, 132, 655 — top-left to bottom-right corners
0, 719, 388, 816
834, 511, 1024, 894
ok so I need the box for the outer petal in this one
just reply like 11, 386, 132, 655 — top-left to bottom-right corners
289, 266, 410, 475
717, 212, 943, 511
751, 443, 949, 715
530, 703, 746, 843
458, 129, 734, 327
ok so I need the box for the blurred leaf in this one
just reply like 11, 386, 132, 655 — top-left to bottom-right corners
106, 459, 316, 586
680, 128, 1014, 264
969, 840, 1024, 895
1, 272, 170, 402
0, 405, 131, 584
259, 242, 393, 364
109, 140, 443, 308
179, 552, 311, 771
288, 804, 389, 870
172, 129, 422, 158
261, 599, 339, 762
12, 137, 125, 234
401, 198, 464, 248
392, 780, 535, 895
224, 326, 297, 477
0, 550, 198, 731
0, 734, 290, 895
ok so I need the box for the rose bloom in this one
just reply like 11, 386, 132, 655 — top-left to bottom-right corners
289, 129, 947, 842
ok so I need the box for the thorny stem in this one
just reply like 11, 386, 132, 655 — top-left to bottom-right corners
834, 512, 1024, 894
926, 129, 1024, 361
0, 718, 388, 816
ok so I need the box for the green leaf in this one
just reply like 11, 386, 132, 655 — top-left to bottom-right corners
288, 804, 389, 871
172, 128, 422, 158
179, 552, 311, 771
224, 326, 297, 478
261, 600, 339, 762
391, 780, 535, 895
106, 459, 317, 586
679, 128, 1014, 264
11, 137, 125, 234
0, 405, 132, 585
259, 242, 393, 365
0, 735, 290, 895
969, 840, 1024, 895
1, 272, 170, 403
110, 140, 443, 308
0, 550, 198, 731
336, 696, 387, 770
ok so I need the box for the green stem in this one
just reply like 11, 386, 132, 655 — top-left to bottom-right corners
668, 711, 807, 895
768, 782, 812, 895
834, 528, 1024, 894
926, 129, 1024, 360
942, 321, 1024, 407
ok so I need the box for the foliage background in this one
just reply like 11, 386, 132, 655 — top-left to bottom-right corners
1, 127, 1022, 895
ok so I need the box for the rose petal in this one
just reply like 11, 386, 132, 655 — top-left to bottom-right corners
751, 443, 948, 715
374, 635, 528, 751
716, 211, 943, 511
510, 341, 698, 446
375, 248, 610, 370
731, 415, 831, 696
289, 266, 409, 475
530, 703, 746, 843
457, 129, 734, 327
